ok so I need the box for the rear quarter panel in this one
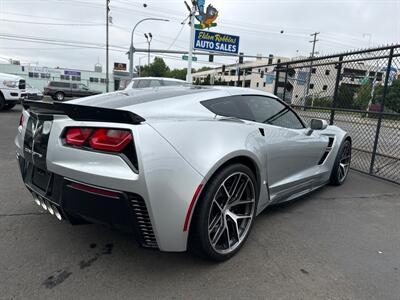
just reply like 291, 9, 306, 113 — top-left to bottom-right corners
149, 119, 271, 214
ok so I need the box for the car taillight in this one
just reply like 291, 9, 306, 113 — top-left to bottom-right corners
89, 129, 133, 152
64, 127, 132, 153
19, 114, 24, 127
65, 128, 93, 146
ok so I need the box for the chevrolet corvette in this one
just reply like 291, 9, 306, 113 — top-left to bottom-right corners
16, 86, 351, 261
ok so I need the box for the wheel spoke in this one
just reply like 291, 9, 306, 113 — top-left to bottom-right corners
226, 213, 240, 242
222, 184, 230, 198
213, 199, 223, 212
229, 199, 254, 208
228, 178, 250, 206
225, 217, 232, 248
228, 174, 242, 199
209, 213, 222, 232
211, 222, 226, 246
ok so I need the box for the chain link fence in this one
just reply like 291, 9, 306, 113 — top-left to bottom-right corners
274, 45, 400, 184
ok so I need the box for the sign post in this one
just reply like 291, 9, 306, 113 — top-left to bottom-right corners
186, 11, 195, 84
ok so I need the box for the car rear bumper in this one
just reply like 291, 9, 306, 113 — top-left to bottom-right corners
17, 154, 158, 248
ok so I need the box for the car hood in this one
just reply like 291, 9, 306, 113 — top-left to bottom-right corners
0, 73, 23, 81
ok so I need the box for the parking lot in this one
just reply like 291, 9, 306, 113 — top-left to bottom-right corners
1, 106, 400, 299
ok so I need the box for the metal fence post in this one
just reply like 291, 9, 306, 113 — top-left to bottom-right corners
330, 55, 343, 125
369, 47, 394, 175
282, 63, 289, 101
273, 64, 280, 96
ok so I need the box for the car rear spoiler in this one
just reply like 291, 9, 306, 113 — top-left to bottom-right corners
22, 100, 145, 125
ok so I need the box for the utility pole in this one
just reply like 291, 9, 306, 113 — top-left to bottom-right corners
106, 0, 110, 92
184, 1, 196, 84
304, 32, 319, 102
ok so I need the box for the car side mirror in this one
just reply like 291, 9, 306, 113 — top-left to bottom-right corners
310, 119, 328, 130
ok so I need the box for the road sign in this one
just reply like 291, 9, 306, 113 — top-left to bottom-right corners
194, 30, 240, 55
182, 55, 198, 62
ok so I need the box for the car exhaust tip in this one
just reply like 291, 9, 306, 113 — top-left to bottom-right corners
48, 204, 54, 215
32, 192, 41, 206
53, 206, 63, 221
39, 196, 48, 211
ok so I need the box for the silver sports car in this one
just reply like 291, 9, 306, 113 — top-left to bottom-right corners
16, 86, 351, 261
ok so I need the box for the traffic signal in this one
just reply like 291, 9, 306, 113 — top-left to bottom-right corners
209, 54, 214, 62
222, 65, 226, 73
239, 52, 244, 64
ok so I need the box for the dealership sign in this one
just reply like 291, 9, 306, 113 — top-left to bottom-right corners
194, 30, 240, 55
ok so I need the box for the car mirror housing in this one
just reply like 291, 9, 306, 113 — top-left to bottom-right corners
310, 118, 328, 130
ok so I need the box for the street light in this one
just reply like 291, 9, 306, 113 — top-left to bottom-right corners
144, 33, 152, 66
128, 18, 169, 78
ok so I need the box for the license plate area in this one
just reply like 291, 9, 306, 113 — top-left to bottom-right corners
32, 166, 52, 192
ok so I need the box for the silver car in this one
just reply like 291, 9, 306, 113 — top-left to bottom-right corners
16, 86, 351, 261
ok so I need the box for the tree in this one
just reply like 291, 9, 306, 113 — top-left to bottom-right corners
137, 57, 170, 77
166, 68, 187, 80
354, 82, 372, 110
337, 83, 358, 108
381, 78, 400, 113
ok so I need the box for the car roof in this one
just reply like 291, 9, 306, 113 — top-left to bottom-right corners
70, 86, 278, 110
133, 77, 186, 82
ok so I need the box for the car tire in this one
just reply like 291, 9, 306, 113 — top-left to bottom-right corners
3, 104, 16, 111
189, 163, 258, 261
330, 139, 352, 186
0, 93, 5, 111
55, 92, 65, 101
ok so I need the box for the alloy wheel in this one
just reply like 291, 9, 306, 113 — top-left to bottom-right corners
338, 142, 351, 183
207, 172, 256, 254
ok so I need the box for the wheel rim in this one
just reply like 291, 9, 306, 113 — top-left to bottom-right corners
57, 93, 63, 101
208, 172, 256, 254
338, 143, 351, 183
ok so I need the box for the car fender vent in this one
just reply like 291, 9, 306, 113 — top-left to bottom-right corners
318, 137, 335, 165
129, 195, 158, 248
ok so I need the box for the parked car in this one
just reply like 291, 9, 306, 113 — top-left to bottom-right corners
25, 83, 43, 101
121, 77, 188, 90
43, 81, 101, 101
0, 72, 26, 111
17, 86, 351, 261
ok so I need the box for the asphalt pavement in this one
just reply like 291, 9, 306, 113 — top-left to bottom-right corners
1, 106, 400, 300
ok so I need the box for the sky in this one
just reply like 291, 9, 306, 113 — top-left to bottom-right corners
0, 0, 399, 72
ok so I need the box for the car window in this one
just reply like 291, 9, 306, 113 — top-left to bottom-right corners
163, 80, 184, 86
136, 79, 151, 88
201, 96, 253, 120
201, 95, 304, 129
72, 83, 78, 89
244, 96, 304, 129
131, 80, 139, 89
150, 80, 162, 87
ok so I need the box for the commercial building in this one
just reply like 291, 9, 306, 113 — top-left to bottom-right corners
0, 61, 131, 93
193, 55, 386, 104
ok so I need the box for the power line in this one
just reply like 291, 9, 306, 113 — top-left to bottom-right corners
0, 18, 104, 26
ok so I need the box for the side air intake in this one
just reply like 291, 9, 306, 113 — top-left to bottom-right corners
318, 137, 335, 165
